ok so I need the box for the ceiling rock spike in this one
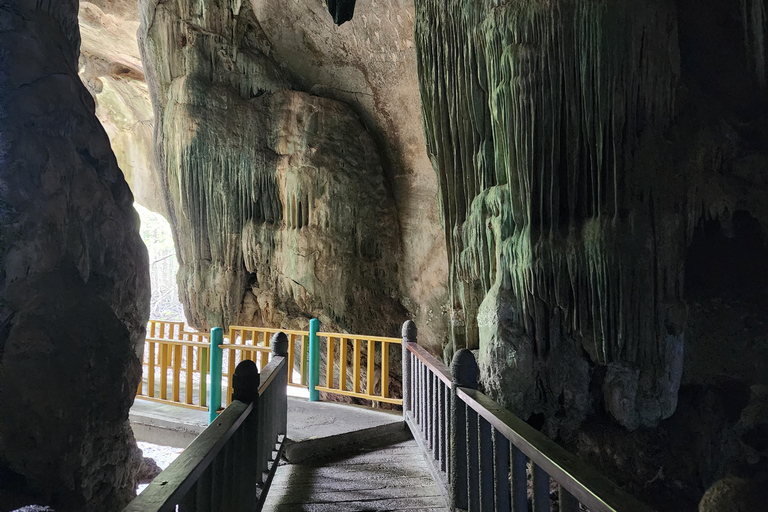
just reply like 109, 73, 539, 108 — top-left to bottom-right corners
327, 0, 357, 25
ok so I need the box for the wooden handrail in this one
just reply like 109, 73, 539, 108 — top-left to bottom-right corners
405, 342, 452, 386
124, 401, 253, 511
126, 355, 288, 512
457, 388, 654, 512
402, 321, 655, 512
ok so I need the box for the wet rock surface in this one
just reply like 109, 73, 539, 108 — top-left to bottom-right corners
0, 1, 150, 509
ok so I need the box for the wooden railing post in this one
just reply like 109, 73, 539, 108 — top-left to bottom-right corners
232, 359, 260, 404
450, 348, 478, 511
209, 327, 224, 423
402, 320, 416, 414
308, 318, 320, 401
231, 359, 260, 510
271, 331, 289, 444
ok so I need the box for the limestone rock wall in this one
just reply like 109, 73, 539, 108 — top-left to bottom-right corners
139, 0, 407, 336
78, 0, 164, 215
0, 1, 150, 510
248, 0, 451, 352
415, 0, 768, 434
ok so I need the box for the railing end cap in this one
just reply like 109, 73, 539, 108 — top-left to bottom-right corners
271, 331, 289, 356
450, 348, 478, 388
402, 320, 417, 343
232, 359, 260, 403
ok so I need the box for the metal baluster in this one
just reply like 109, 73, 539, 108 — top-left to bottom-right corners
532, 463, 551, 512
220, 438, 234, 511
467, 406, 480, 512
432, 373, 438, 456
559, 485, 579, 512
444, 383, 451, 476
479, 418, 494, 510
411, 353, 417, 420
511, 446, 527, 511
418, 361, 424, 429
210, 451, 225, 511
422, 363, 428, 437
437, 378, 444, 466
450, 349, 477, 511
427, 367, 433, 451
196, 465, 213, 511
493, 429, 511, 512
177, 481, 196, 511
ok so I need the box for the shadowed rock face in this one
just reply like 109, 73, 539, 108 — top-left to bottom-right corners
139, 0, 406, 336
415, 0, 768, 435
415, 0, 768, 507
0, 1, 150, 510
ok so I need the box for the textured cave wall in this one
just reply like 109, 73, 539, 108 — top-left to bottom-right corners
248, 0, 450, 353
77, 0, 164, 215
138, 0, 406, 336
417, 0, 684, 433
0, 1, 150, 510
415, 0, 768, 443
415, 0, 768, 507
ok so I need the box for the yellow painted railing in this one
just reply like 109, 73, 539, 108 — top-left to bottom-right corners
137, 320, 403, 411
137, 321, 211, 410
220, 326, 309, 406
315, 332, 402, 406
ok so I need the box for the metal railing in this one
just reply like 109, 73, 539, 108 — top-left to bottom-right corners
138, 321, 212, 410
314, 329, 402, 406
401, 321, 655, 512
125, 333, 289, 512
137, 319, 402, 419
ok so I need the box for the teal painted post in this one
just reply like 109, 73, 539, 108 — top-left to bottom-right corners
308, 319, 320, 401
208, 327, 223, 423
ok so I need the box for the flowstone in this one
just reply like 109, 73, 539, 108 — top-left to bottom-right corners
139, 0, 405, 336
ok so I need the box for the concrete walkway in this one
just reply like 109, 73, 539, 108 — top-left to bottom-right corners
130, 396, 448, 510
264, 440, 449, 511
130, 396, 404, 449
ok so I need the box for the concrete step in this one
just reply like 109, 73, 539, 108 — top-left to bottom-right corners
283, 396, 408, 463
129, 399, 208, 448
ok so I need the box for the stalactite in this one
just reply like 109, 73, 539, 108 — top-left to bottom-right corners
140, 0, 404, 334
416, 0, 686, 430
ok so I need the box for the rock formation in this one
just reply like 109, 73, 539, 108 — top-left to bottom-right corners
249, 0, 450, 351
78, 0, 164, 215
138, 0, 444, 344
414, 0, 768, 507
0, 1, 150, 510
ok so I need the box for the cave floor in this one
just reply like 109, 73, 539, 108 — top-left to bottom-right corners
263, 440, 449, 511
131, 396, 447, 510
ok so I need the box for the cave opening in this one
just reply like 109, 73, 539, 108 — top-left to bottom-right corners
135, 204, 186, 324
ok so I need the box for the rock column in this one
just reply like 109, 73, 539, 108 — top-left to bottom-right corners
0, 1, 150, 509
